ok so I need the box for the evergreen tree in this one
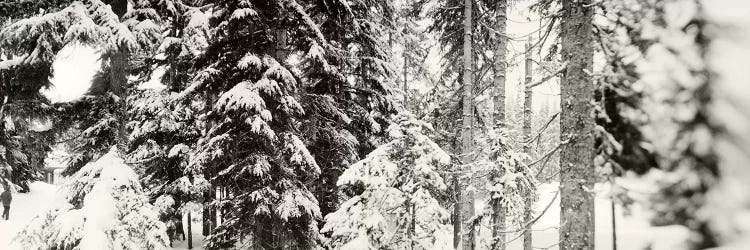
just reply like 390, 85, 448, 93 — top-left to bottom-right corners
126, 0, 212, 244
301, 0, 396, 225
322, 114, 452, 250
176, 0, 350, 247
13, 147, 169, 250
0, 1, 95, 191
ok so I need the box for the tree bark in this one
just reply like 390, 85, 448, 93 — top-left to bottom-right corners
492, 1, 508, 130
108, 0, 128, 148
559, 1, 595, 249
403, 42, 409, 108
187, 212, 193, 249
202, 190, 213, 236
459, 0, 475, 248
491, 2, 508, 249
522, 38, 534, 250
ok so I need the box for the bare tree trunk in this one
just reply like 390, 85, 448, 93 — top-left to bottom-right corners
108, 0, 128, 148
453, 176, 461, 249
492, 1, 508, 130
491, 2, 508, 249
612, 201, 617, 250
202, 190, 214, 236
459, 0, 475, 248
203, 92, 217, 236
522, 38, 534, 250
410, 203, 416, 250
559, 1, 595, 249
187, 212, 193, 249
403, 43, 409, 108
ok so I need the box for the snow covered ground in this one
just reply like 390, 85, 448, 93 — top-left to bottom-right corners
0, 182, 688, 249
501, 182, 690, 250
0, 182, 204, 250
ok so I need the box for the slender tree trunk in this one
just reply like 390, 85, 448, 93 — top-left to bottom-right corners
493, 1, 508, 130
453, 176, 461, 249
522, 38, 534, 250
612, 201, 617, 250
403, 43, 409, 108
491, 2, 508, 249
108, 0, 128, 148
410, 203, 416, 250
459, 0, 475, 248
559, 1, 595, 249
187, 212, 193, 249
203, 92, 217, 236
202, 190, 213, 236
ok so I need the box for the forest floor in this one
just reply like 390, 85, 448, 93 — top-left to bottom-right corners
0, 181, 204, 250
0, 181, 688, 249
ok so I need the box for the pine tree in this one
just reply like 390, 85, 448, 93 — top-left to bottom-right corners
13, 147, 169, 250
0, 1, 117, 191
176, 0, 350, 247
322, 114, 453, 250
559, 0, 595, 249
126, 0, 212, 244
301, 0, 396, 226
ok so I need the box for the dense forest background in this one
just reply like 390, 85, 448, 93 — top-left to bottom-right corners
1, 0, 749, 249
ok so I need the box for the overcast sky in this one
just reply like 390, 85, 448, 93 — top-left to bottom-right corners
45, 45, 99, 103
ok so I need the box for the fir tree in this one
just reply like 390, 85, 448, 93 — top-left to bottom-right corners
126, 0, 212, 243
176, 0, 339, 248
301, 0, 396, 225
322, 114, 453, 250
13, 147, 169, 250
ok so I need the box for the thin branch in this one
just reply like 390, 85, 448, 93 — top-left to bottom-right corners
495, 191, 559, 235
526, 61, 568, 89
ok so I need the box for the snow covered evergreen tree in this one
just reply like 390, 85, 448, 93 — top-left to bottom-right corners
322, 114, 452, 250
176, 0, 344, 248
474, 129, 536, 249
125, 0, 212, 243
13, 147, 169, 250
0, 1, 86, 191
300, 0, 396, 224
26, 0, 163, 175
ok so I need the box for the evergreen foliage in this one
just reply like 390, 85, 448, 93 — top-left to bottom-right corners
13, 147, 169, 250
322, 114, 453, 250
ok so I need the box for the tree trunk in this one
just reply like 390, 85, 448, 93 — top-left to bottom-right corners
459, 0, 475, 248
522, 38, 534, 250
559, 1, 595, 249
453, 176, 461, 249
403, 43, 409, 108
612, 201, 617, 250
187, 212, 193, 249
108, 0, 128, 148
202, 190, 213, 236
491, 2, 508, 249
492, 1, 508, 130
410, 203, 416, 250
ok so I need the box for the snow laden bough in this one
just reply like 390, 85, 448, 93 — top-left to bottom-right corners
322, 114, 453, 250
11, 147, 169, 250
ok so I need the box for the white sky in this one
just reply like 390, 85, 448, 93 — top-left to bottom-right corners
45, 45, 99, 103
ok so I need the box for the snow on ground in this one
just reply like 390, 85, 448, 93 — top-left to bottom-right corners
0, 182, 205, 250
0, 182, 58, 248
1, 181, 690, 250
486, 182, 690, 250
